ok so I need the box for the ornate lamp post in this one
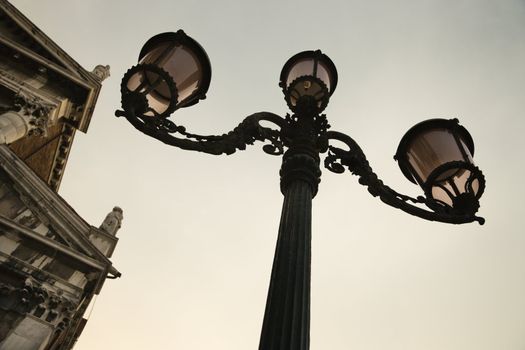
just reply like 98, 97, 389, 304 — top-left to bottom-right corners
116, 30, 486, 350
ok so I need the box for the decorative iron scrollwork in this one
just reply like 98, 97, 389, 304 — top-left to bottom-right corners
117, 63, 485, 225
116, 104, 287, 156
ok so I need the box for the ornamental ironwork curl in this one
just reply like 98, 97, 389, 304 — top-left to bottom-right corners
117, 58, 484, 225
116, 106, 287, 156
323, 130, 485, 225
120, 64, 178, 118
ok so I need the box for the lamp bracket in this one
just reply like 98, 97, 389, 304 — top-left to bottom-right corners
116, 86, 485, 225
116, 107, 288, 156
324, 130, 485, 225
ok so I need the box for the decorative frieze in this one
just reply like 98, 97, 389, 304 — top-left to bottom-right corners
0, 278, 75, 325
0, 68, 29, 93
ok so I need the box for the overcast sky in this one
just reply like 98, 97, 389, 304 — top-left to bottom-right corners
10, 0, 525, 349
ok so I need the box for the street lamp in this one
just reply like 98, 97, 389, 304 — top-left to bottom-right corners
395, 118, 485, 216
279, 50, 337, 113
116, 30, 486, 350
119, 30, 211, 118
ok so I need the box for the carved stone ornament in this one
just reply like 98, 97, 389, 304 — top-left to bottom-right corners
91, 65, 111, 82
13, 92, 53, 137
0, 279, 75, 325
99, 206, 123, 235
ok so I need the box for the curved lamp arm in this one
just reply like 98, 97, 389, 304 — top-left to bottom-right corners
323, 130, 485, 225
115, 107, 287, 156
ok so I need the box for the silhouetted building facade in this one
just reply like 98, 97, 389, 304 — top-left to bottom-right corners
0, 1, 120, 349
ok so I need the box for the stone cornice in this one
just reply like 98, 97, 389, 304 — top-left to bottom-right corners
0, 145, 120, 280
0, 3, 102, 133
0, 217, 107, 271
0, 251, 83, 298
48, 123, 75, 191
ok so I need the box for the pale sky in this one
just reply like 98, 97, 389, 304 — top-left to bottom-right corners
10, 0, 525, 349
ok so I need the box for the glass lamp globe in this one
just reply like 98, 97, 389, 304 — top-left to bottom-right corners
122, 30, 212, 117
395, 118, 485, 215
279, 50, 337, 112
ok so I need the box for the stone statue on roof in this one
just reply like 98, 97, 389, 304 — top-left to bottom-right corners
91, 64, 111, 82
100, 206, 123, 235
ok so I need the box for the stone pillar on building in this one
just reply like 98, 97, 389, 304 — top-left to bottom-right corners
0, 110, 32, 144
0, 92, 52, 145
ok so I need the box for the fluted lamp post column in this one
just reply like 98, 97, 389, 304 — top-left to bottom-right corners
258, 50, 336, 349
116, 30, 487, 350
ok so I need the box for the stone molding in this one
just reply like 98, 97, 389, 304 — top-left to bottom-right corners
0, 145, 120, 280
